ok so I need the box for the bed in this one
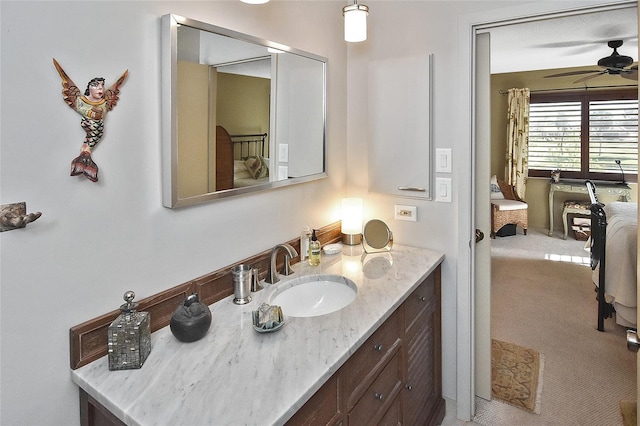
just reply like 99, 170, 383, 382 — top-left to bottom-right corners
588, 180, 638, 331
216, 125, 270, 191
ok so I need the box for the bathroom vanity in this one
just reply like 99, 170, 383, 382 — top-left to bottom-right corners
72, 244, 444, 425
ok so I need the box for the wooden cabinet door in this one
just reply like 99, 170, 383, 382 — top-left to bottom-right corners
402, 266, 445, 426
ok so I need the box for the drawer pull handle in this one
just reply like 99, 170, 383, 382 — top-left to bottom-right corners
418, 296, 426, 302
406, 384, 413, 391
375, 392, 384, 401
374, 344, 384, 352
398, 186, 426, 192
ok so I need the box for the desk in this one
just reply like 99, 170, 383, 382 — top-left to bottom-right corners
548, 180, 630, 236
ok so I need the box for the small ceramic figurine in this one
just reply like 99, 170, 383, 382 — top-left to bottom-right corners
170, 294, 212, 342
53, 58, 128, 182
0, 202, 41, 231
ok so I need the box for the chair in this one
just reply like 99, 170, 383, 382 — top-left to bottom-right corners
490, 179, 528, 238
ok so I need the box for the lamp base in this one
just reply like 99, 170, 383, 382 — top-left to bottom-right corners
342, 233, 362, 245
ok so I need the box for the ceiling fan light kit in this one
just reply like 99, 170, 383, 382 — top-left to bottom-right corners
545, 40, 638, 84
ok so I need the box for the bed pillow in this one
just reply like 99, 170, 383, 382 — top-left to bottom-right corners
233, 160, 252, 179
244, 155, 269, 179
490, 175, 504, 200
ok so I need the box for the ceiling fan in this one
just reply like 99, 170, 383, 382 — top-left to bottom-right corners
545, 40, 638, 84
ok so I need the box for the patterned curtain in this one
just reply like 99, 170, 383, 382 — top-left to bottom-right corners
504, 88, 530, 199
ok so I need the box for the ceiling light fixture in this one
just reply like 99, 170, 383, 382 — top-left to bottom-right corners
343, 0, 369, 42
240, 0, 269, 4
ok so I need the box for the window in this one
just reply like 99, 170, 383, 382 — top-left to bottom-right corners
528, 89, 638, 182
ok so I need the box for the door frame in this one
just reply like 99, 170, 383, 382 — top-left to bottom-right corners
456, 0, 637, 420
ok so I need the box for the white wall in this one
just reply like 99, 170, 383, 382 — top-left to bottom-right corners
0, 2, 346, 425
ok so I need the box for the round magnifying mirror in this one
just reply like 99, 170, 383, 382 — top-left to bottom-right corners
362, 219, 393, 253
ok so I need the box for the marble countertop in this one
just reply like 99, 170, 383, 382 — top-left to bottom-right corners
71, 244, 444, 426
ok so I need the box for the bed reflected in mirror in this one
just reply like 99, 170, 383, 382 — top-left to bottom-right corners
162, 14, 327, 208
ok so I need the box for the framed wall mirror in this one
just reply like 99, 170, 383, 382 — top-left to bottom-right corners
162, 14, 327, 208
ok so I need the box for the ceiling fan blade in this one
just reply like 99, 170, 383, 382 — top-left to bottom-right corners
573, 71, 607, 84
544, 70, 600, 78
621, 67, 638, 81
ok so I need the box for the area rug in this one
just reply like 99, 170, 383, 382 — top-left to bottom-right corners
620, 400, 637, 426
491, 339, 541, 413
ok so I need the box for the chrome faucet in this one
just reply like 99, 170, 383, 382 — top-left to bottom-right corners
265, 243, 298, 284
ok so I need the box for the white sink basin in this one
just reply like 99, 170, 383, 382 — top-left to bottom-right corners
269, 274, 357, 317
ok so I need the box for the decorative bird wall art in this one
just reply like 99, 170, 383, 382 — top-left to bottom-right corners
53, 58, 128, 182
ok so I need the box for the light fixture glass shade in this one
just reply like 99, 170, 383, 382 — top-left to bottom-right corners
343, 3, 368, 42
341, 198, 363, 245
241, 0, 269, 4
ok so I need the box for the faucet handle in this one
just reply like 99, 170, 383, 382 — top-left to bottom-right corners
280, 255, 294, 276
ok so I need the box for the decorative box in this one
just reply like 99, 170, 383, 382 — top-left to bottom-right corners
108, 291, 151, 371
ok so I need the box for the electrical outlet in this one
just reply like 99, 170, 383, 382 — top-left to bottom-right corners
395, 205, 417, 222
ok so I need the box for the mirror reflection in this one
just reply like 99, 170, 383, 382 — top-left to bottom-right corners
162, 15, 327, 208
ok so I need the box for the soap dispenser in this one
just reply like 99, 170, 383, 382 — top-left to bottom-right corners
308, 229, 321, 266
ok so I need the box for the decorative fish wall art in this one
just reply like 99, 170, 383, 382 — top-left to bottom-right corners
53, 58, 128, 182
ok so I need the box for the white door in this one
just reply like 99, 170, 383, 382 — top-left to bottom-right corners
474, 32, 492, 401
636, 4, 639, 418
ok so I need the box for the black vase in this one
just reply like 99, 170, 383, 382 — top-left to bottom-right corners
170, 294, 212, 342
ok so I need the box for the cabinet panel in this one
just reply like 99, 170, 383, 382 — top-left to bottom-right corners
286, 374, 343, 426
348, 352, 403, 425
80, 389, 125, 426
378, 393, 402, 426
402, 266, 444, 426
404, 272, 436, 334
368, 54, 432, 199
404, 309, 436, 425
343, 310, 401, 409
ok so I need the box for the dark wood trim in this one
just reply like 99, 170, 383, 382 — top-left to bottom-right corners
70, 221, 342, 370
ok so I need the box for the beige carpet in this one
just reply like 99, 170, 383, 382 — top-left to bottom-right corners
491, 339, 541, 414
473, 228, 636, 426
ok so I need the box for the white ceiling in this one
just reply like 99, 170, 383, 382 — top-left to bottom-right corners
490, 6, 638, 74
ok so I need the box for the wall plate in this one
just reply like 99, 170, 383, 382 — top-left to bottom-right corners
435, 178, 452, 203
436, 148, 452, 173
394, 204, 417, 221
278, 144, 289, 162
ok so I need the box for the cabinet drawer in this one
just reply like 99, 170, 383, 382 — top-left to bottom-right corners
378, 393, 401, 426
404, 273, 436, 333
285, 374, 342, 426
348, 352, 402, 425
343, 310, 401, 408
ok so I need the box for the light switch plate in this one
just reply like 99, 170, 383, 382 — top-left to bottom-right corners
435, 178, 452, 203
278, 144, 289, 162
436, 148, 452, 173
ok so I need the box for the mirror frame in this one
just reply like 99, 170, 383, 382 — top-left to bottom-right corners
161, 14, 328, 208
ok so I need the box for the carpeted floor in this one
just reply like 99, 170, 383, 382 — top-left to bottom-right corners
473, 228, 636, 426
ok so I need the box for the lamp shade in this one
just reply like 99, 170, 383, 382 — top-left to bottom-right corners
341, 198, 363, 239
241, 0, 269, 4
343, 3, 368, 42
